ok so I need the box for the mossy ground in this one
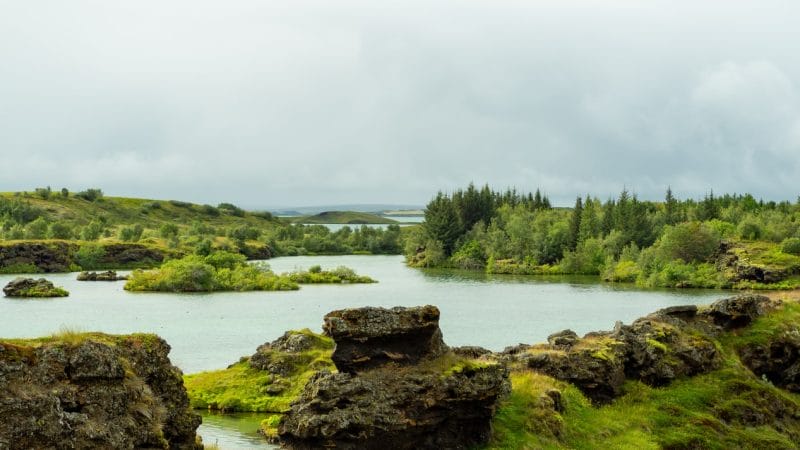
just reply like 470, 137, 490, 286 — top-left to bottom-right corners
485, 298, 800, 449
183, 330, 335, 414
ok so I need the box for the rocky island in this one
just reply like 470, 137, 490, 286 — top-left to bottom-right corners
3, 277, 69, 298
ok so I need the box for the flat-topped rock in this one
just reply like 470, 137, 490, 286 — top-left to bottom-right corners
323, 305, 447, 373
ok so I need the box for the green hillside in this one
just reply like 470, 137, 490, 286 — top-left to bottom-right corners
293, 211, 397, 224
0, 189, 405, 273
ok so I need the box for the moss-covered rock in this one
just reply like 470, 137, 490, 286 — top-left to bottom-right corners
2, 277, 68, 297
0, 332, 201, 449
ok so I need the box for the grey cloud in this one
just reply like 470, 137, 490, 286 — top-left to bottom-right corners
1, 0, 799, 207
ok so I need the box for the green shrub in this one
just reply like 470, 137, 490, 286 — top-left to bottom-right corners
737, 219, 763, 240
75, 188, 103, 202
657, 222, 719, 263
780, 237, 800, 255
75, 243, 107, 270
124, 252, 298, 292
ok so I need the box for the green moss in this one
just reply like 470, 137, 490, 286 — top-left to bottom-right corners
183, 330, 334, 413
485, 304, 800, 449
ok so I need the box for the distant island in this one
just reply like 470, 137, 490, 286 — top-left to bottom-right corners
291, 211, 398, 225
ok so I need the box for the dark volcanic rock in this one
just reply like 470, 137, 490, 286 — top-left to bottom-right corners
701, 294, 772, 329
613, 317, 720, 386
279, 305, 509, 449
547, 329, 579, 348
519, 296, 769, 403
654, 304, 698, 321
0, 334, 201, 449
77, 270, 128, 281
323, 305, 447, 373
279, 364, 509, 450
0, 241, 77, 273
3, 277, 68, 297
739, 332, 800, 393
527, 337, 626, 404
249, 330, 332, 376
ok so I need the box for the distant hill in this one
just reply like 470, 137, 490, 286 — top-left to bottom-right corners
272, 204, 423, 216
293, 211, 398, 225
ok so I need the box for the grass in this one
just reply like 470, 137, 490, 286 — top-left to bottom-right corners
286, 265, 377, 284
484, 299, 800, 449
183, 330, 335, 413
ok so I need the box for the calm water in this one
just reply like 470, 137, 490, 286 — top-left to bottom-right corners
0, 255, 727, 449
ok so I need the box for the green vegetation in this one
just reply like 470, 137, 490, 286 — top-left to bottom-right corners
286, 265, 376, 284
293, 211, 397, 224
486, 301, 800, 449
124, 252, 377, 292
407, 183, 800, 289
0, 189, 407, 273
124, 252, 298, 292
183, 330, 335, 413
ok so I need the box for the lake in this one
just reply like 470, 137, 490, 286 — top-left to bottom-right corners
0, 255, 727, 448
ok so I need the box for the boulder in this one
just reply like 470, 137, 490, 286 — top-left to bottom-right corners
701, 294, 772, 329
613, 318, 720, 386
76, 270, 128, 281
279, 305, 509, 449
323, 305, 447, 373
3, 277, 68, 297
0, 334, 201, 449
527, 336, 626, 404
249, 330, 332, 376
547, 329, 579, 348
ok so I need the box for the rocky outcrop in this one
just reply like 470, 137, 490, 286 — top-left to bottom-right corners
249, 330, 334, 377
716, 240, 796, 284
278, 305, 509, 450
77, 270, 128, 281
323, 305, 447, 373
98, 243, 171, 267
739, 333, 800, 393
0, 240, 77, 272
3, 277, 68, 297
0, 241, 177, 273
700, 294, 772, 330
511, 295, 775, 404
0, 333, 201, 449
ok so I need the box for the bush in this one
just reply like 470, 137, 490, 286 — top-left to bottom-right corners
159, 223, 179, 238
119, 224, 144, 242
35, 186, 52, 199
169, 200, 192, 208
657, 222, 720, 263
80, 221, 103, 241
781, 237, 800, 255
201, 204, 220, 216
48, 222, 73, 239
218, 203, 245, 217
738, 219, 763, 240
75, 243, 106, 269
75, 188, 103, 202
124, 252, 298, 292
25, 217, 49, 239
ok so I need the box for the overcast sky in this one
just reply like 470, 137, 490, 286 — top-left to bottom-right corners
1, 1, 799, 208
